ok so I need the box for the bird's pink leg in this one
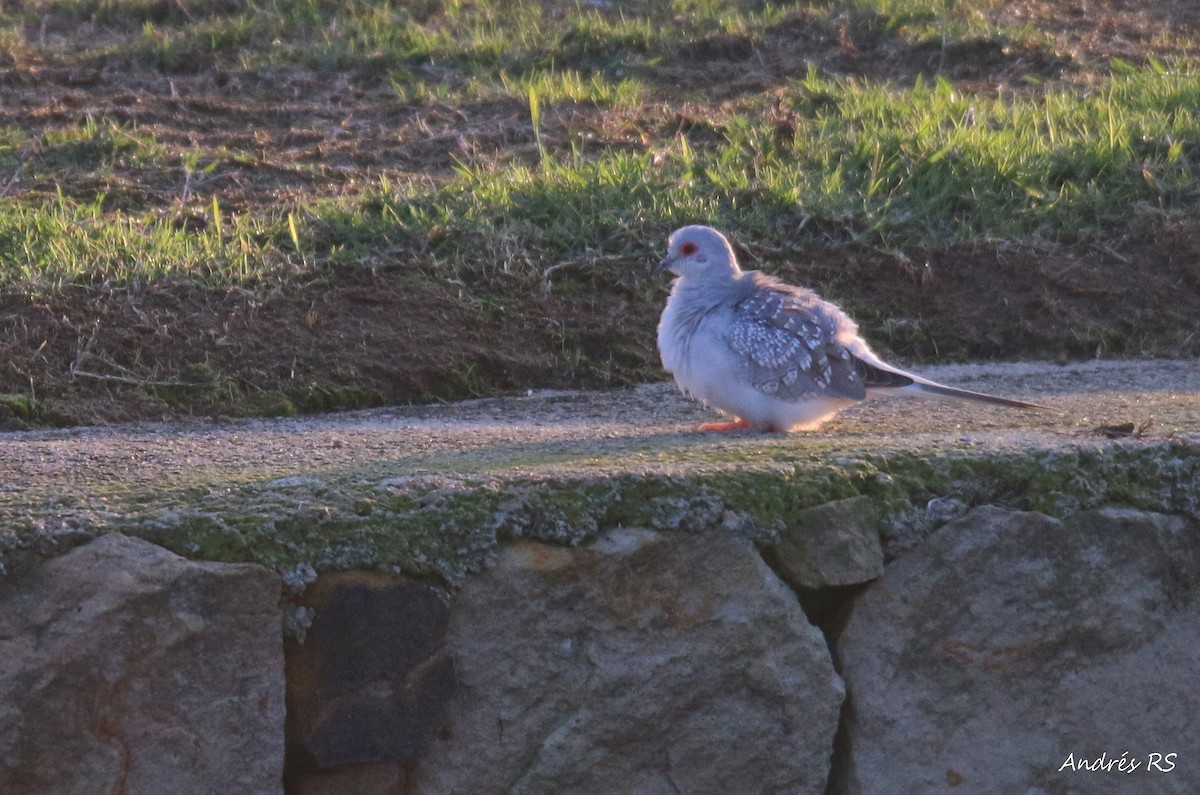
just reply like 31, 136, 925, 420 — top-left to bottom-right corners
700, 419, 751, 431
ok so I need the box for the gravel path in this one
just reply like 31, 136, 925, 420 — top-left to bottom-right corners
2, 358, 1196, 501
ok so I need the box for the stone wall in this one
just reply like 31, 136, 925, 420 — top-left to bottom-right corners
3, 501, 1198, 794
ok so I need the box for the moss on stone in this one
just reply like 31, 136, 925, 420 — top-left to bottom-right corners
4, 433, 1198, 582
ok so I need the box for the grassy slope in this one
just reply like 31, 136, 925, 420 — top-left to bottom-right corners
1, 0, 1199, 426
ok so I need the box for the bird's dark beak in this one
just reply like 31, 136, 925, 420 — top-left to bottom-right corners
655, 256, 675, 275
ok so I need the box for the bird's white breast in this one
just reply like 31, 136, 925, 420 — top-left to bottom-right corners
656, 287, 695, 379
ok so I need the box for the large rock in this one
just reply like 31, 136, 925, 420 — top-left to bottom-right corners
0, 533, 285, 795
414, 527, 844, 794
838, 506, 1200, 794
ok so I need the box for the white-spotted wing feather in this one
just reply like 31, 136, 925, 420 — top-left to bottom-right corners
727, 275, 868, 402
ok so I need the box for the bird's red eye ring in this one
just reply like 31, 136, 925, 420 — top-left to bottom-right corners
680, 242, 699, 256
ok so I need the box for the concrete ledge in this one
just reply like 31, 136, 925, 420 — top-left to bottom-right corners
1, 359, 1197, 577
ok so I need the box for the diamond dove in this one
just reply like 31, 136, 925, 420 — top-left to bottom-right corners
656, 225, 1044, 432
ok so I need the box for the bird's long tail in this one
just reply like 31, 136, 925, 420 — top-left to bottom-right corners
854, 354, 1046, 410
904, 380, 1047, 410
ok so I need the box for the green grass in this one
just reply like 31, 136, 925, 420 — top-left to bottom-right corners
853, 0, 1008, 38
19, 0, 1019, 81
5, 55, 1198, 289
131, 0, 669, 75
0, 192, 292, 289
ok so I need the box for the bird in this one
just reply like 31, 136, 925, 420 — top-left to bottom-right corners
655, 225, 1044, 432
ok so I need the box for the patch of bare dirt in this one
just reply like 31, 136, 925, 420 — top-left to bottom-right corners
661, 7, 1069, 97
820, 219, 1200, 361
996, 0, 1200, 75
648, 0, 1200, 96
0, 264, 655, 427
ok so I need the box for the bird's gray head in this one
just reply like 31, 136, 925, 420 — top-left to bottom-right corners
657, 225, 741, 281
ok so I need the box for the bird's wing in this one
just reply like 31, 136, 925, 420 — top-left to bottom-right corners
726, 284, 879, 402
724, 273, 1045, 411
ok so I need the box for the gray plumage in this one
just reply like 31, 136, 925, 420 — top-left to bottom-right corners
656, 225, 1044, 432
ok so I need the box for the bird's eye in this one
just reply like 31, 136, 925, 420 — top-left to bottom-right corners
680, 242, 699, 256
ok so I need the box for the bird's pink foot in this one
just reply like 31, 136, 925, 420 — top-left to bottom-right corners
700, 419, 751, 431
